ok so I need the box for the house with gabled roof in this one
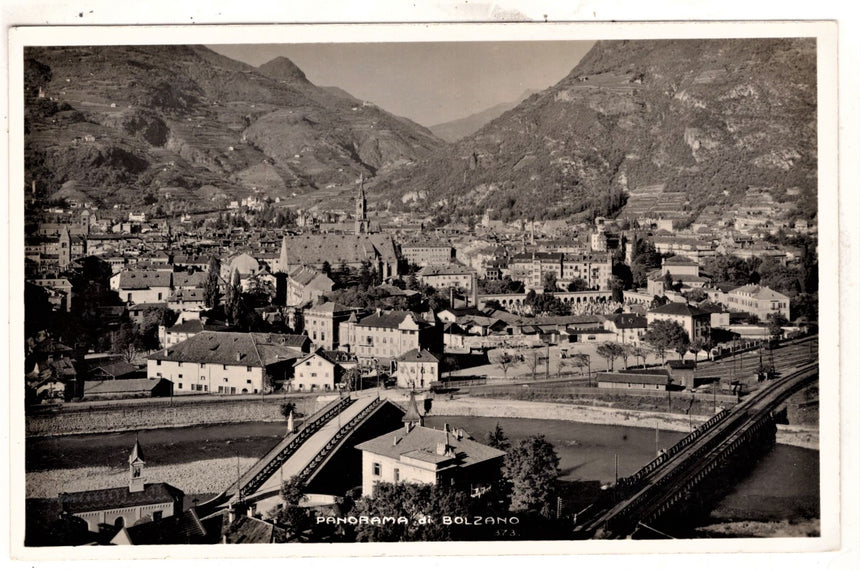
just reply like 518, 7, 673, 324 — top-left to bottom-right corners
338, 309, 442, 366
146, 331, 308, 394
355, 395, 505, 497
647, 302, 711, 343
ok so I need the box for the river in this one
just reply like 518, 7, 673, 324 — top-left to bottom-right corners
26, 415, 819, 530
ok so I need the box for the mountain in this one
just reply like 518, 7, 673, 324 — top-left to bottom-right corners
429, 89, 539, 142
373, 39, 817, 224
24, 46, 444, 210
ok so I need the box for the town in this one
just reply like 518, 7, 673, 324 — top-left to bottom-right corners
21, 39, 820, 546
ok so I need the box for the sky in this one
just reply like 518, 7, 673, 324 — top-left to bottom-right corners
209, 41, 594, 127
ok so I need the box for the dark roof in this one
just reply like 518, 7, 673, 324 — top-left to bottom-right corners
61, 483, 184, 514
663, 255, 698, 266
118, 509, 209, 545
649, 302, 710, 317
356, 425, 505, 468
222, 515, 286, 544
596, 372, 669, 385
398, 349, 439, 363
607, 313, 648, 329
84, 378, 168, 395
357, 311, 426, 330
148, 332, 305, 367
88, 361, 139, 378
118, 270, 172, 289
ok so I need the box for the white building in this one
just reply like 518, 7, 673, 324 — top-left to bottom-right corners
147, 331, 306, 395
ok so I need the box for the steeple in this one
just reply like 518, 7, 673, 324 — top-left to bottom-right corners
278, 235, 289, 273
128, 437, 146, 493
403, 391, 425, 431
355, 174, 368, 235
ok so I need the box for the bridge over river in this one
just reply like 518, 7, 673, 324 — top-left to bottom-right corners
573, 361, 819, 539
198, 393, 404, 516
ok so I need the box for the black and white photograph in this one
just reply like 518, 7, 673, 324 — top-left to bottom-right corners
4, 14, 849, 562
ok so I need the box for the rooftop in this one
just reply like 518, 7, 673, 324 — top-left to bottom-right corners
356, 425, 505, 468
61, 483, 183, 514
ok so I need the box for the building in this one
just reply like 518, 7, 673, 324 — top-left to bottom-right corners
286, 266, 335, 307
275, 233, 400, 280
401, 243, 454, 267
394, 349, 440, 389
355, 396, 505, 497
58, 440, 184, 532
647, 303, 712, 343
603, 313, 648, 346
561, 252, 612, 290
147, 331, 308, 395
416, 264, 477, 295
713, 284, 791, 321
291, 349, 343, 392
596, 369, 672, 391
338, 310, 442, 366
111, 270, 173, 305
302, 302, 357, 350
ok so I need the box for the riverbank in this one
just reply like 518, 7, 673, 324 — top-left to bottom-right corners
423, 396, 819, 450
27, 456, 258, 498
25, 391, 817, 450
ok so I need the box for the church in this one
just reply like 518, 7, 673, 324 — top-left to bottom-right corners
56, 439, 185, 533
274, 177, 400, 280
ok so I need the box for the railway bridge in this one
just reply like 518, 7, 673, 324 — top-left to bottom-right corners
573, 361, 819, 539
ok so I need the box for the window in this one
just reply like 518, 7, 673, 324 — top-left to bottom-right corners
178, 374, 183, 379
200, 376, 205, 381
178, 383, 183, 389
230, 387, 236, 394
156, 360, 161, 366
373, 462, 381, 476
311, 372, 317, 378
223, 365, 227, 370
246, 379, 252, 384
247, 366, 252, 372
224, 377, 228, 382
394, 468, 400, 482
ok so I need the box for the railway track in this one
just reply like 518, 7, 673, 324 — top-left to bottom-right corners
576, 361, 818, 538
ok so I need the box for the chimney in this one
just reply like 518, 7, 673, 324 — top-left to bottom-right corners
443, 423, 450, 433
236, 352, 242, 362
375, 308, 382, 317
394, 434, 402, 446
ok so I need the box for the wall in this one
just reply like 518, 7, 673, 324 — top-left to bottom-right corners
26, 396, 318, 437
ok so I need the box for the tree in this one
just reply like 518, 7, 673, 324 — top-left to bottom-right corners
111, 321, 142, 363
542, 271, 558, 293
266, 476, 312, 541
493, 350, 516, 378
766, 313, 788, 342
569, 353, 590, 379
620, 344, 634, 369
596, 342, 625, 371
342, 367, 363, 391
203, 256, 221, 308
644, 320, 690, 364
503, 435, 560, 517
487, 423, 510, 451
525, 349, 541, 380
566, 278, 590, 292
280, 401, 296, 420
631, 345, 651, 367
320, 261, 332, 277
610, 276, 625, 303
663, 271, 674, 293
224, 269, 242, 325
350, 482, 476, 542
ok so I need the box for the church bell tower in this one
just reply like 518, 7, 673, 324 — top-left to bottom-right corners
128, 438, 146, 493
355, 174, 369, 235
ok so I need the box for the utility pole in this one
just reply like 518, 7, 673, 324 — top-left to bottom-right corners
545, 344, 550, 379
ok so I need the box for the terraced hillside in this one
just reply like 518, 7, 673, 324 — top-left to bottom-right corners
24, 46, 445, 210
373, 38, 817, 225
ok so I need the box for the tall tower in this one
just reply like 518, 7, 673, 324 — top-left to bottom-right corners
128, 438, 146, 493
355, 174, 369, 235
58, 226, 71, 269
